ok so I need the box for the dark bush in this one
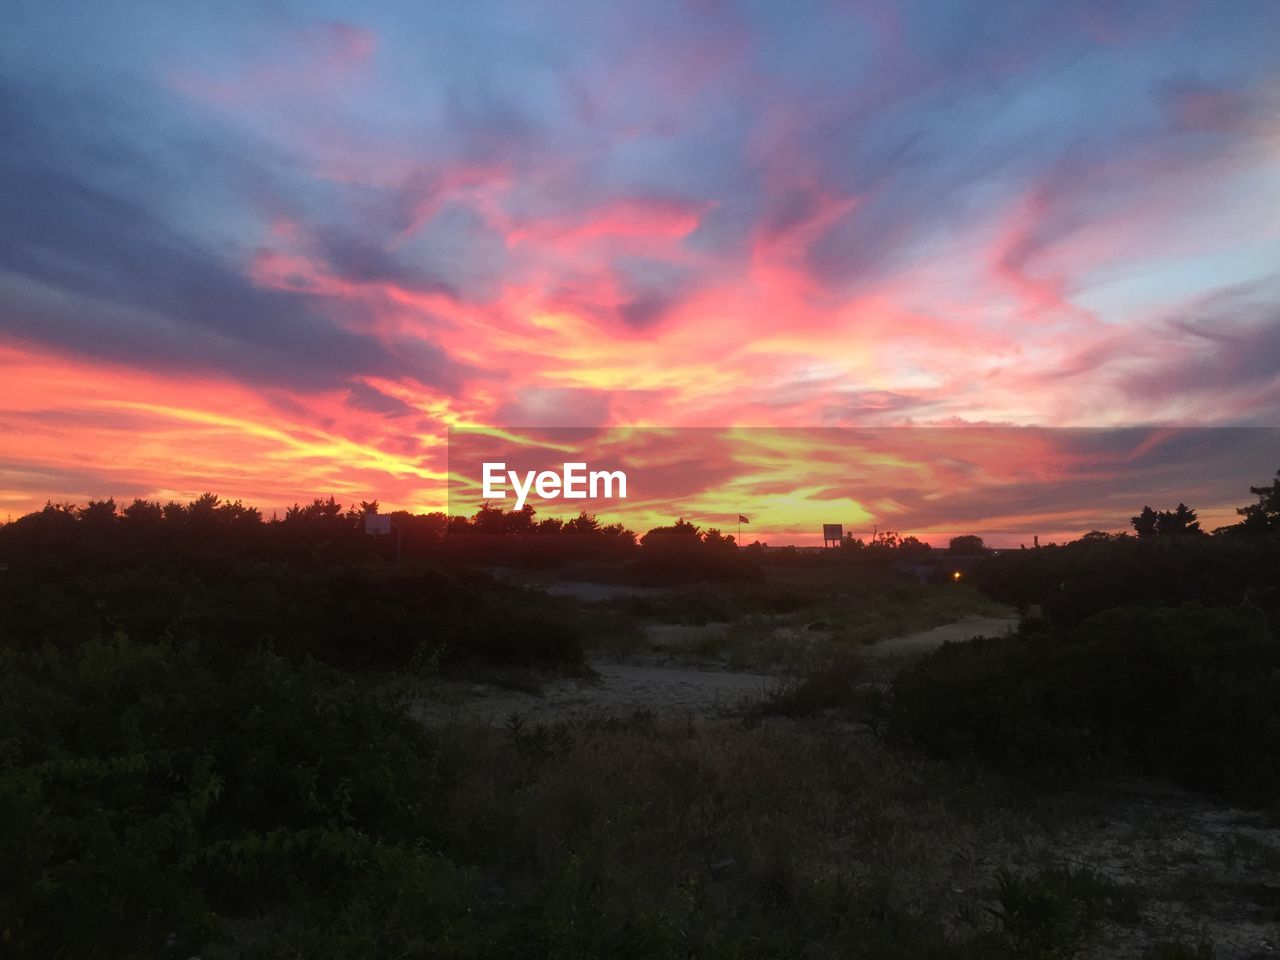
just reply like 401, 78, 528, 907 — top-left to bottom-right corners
0, 560, 586, 672
973, 534, 1280, 629
0, 634, 460, 958
627, 518, 764, 584
625, 548, 764, 585
889, 603, 1280, 802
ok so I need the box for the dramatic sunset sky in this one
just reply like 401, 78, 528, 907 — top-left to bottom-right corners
2, 2, 1278, 539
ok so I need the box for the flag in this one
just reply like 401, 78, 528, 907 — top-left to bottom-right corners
738, 515, 750, 524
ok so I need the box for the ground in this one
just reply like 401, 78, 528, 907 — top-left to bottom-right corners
409, 575, 1279, 959
414, 616, 1019, 726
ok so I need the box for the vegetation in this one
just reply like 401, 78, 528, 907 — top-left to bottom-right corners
888, 473, 1280, 804
972, 530, 1280, 626
0, 494, 737, 576
890, 604, 1280, 802
0, 634, 457, 957
0, 558, 588, 673
588, 565, 1007, 670
3, 470, 1280, 956
629, 517, 763, 583
0, 636, 1168, 959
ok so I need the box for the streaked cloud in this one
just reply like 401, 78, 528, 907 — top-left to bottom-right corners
1, 0, 1277, 525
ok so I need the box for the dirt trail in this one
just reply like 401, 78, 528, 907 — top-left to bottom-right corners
415, 616, 1020, 727
863, 615, 1019, 659
414, 660, 779, 727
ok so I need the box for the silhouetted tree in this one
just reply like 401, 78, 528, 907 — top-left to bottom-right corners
639, 518, 701, 547
871, 530, 901, 550
187, 492, 222, 533
633, 518, 756, 582
1158, 502, 1203, 536
702, 527, 734, 549
598, 521, 636, 546
1131, 506, 1160, 538
470, 502, 505, 533
79, 498, 118, 529
122, 499, 163, 528
948, 535, 987, 555
564, 511, 601, 535
536, 516, 565, 535
1132, 503, 1203, 538
1236, 469, 1280, 533
218, 499, 262, 529
1078, 530, 1122, 543
897, 535, 933, 558
503, 504, 536, 534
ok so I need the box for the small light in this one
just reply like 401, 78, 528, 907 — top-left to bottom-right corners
952, 571, 962, 581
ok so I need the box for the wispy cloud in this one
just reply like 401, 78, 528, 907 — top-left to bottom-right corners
1, 0, 1277, 517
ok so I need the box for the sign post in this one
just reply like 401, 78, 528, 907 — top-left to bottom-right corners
364, 514, 401, 562
822, 523, 843, 548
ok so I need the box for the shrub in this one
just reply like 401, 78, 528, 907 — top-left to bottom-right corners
889, 603, 1280, 802
973, 534, 1280, 628
0, 560, 586, 672
980, 867, 1139, 956
0, 634, 453, 957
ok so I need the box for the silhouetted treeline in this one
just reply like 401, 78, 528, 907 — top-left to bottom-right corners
0, 497, 992, 574
971, 469, 1280, 627
632, 518, 762, 583
0, 491, 784, 584
0, 495, 645, 569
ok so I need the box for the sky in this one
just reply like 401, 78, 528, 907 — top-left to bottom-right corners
448, 426, 1280, 544
1, 1, 1278, 538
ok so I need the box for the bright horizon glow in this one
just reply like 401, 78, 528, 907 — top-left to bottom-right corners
445, 427, 1279, 548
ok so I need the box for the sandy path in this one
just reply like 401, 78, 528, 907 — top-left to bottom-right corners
863, 615, 1019, 659
541, 581, 666, 603
415, 660, 779, 727
414, 617, 1019, 727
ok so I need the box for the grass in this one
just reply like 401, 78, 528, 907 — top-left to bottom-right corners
585, 569, 1011, 671
1143, 942, 1215, 960
431, 711, 1043, 956
1168, 871, 1280, 922
408, 707, 1280, 960
6, 551, 1276, 958
979, 865, 1141, 955
755, 653, 876, 719
381, 580, 1277, 959
5, 622, 1273, 958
